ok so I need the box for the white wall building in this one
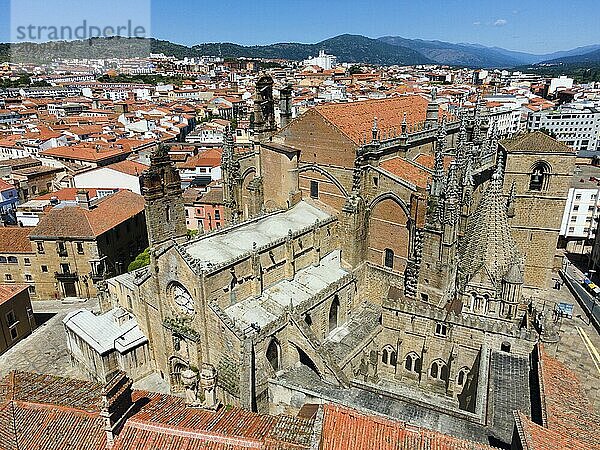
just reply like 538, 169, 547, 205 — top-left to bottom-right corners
302, 50, 337, 70
559, 165, 600, 253
527, 103, 600, 153
73, 160, 149, 195
549, 76, 574, 95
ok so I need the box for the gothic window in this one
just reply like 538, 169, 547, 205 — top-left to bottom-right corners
328, 295, 340, 333
166, 205, 171, 222
381, 345, 397, 366
404, 352, 421, 372
266, 339, 281, 372
430, 359, 449, 381
384, 248, 394, 269
456, 367, 470, 387
168, 282, 195, 315
529, 161, 551, 191
304, 313, 312, 327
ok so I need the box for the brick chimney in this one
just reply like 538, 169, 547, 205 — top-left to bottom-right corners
76, 189, 91, 210
100, 371, 134, 449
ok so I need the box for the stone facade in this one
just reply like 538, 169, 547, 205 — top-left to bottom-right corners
103, 78, 574, 447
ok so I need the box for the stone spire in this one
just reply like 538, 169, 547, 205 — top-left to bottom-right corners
371, 117, 379, 143
457, 153, 521, 289
426, 87, 439, 127
430, 118, 446, 197
442, 162, 460, 225
507, 180, 517, 218
456, 113, 468, 169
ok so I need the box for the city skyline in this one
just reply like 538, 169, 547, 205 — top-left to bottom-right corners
0, 0, 599, 55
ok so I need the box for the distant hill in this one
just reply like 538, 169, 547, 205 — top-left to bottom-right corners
379, 36, 600, 68
0, 35, 431, 66
192, 34, 432, 66
539, 47, 600, 65
379, 36, 530, 67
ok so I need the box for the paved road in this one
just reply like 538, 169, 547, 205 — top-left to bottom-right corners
0, 299, 97, 380
562, 263, 600, 327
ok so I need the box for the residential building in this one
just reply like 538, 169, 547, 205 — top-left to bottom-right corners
74, 160, 149, 194
0, 228, 37, 297
0, 179, 18, 223
178, 148, 222, 188
527, 103, 600, 153
303, 50, 337, 70
28, 189, 147, 299
183, 186, 224, 232
0, 284, 36, 355
559, 164, 600, 253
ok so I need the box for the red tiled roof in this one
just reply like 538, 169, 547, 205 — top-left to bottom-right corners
31, 190, 144, 239
40, 144, 129, 162
380, 157, 432, 189
180, 148, 222, 169
0, 284, 29, 306
0, 179, 14, 192
313, 96, 452, 145
515, 412, 594, 450
535, 345, 600, 448
106, 160, 149, 176
320, 404, 497, 450
0, 227, 34, 253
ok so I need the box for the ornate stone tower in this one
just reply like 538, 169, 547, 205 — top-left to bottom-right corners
279, 84, 293, 129
140, 145, 187, 247
221, 127, 243, 223
500, 132, 576, 288
253, 74, 277, 140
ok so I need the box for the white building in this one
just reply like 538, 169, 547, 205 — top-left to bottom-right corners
73, 160, 149, 195
527, 103, 600, 153
559, 165, 600, 253
302, 50, 337, 70
548, 76, 574, 95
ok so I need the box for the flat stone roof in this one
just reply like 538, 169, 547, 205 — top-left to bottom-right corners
225, 250, 348, 330
184, 201, 332, 268
63, 307, 147, 355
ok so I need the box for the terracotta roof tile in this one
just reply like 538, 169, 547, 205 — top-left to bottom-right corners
106, 160, 149, 176
31, 190, 144, 239
501, 132, 576, 154
320, 404, 497, 450
0, 284, 29, 306
0, 227, 34, 253
314, 96, 450, 145
180, 148, 223, 169
380, 157, 432, 189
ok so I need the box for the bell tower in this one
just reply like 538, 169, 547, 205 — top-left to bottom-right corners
140, 145, 187, 247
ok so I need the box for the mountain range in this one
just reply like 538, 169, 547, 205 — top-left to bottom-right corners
2, 34, 600, 69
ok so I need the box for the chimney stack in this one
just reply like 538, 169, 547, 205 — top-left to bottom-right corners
100, 371, 134, 449
76, 189, 91, 210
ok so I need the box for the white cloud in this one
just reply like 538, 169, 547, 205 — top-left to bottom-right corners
494, 19, 508, 26
473, 21, 481, 26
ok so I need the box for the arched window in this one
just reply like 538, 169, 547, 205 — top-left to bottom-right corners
328, 295, 339, 333
382, 345, 397, 366
166, 205, 171, 222
384, 248, 394, 269
266, 339, 281, 372
430, 359, 448, 381
456, 367, 470, 387
304, 313, 312, 327
404, 352, 421, 372
529, 161, 551, 191
0, 256, 6, 264
7, 256, 17, 264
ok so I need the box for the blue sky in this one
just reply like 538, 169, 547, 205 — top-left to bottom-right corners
0, 0, 599, 54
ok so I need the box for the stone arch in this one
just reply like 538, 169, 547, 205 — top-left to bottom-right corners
366, 192, 411, 272
266, 338, 281, 372
328, 295, 340, 333
168, 356, 188, 391
529, 160, 552, 191
298, 165, 349, 198
289, 341, 323, 378
241, 167, 258, 219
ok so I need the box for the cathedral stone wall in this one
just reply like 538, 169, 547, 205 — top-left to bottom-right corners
502, 145, 576, 288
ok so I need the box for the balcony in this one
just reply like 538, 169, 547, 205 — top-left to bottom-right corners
55, 271, 78, 281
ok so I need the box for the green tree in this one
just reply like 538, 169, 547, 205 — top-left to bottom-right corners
128, 248, 150, 272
